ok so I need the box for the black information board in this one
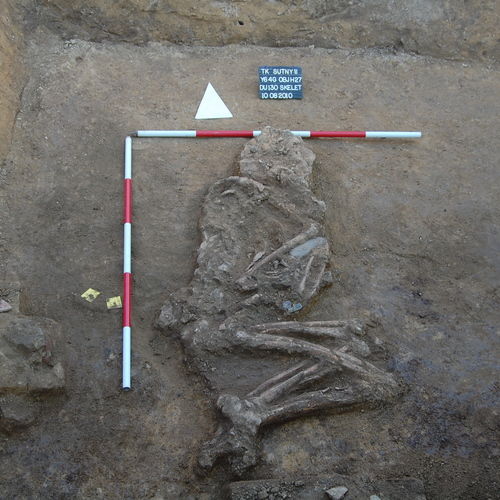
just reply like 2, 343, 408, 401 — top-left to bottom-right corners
259, 66, 303, 100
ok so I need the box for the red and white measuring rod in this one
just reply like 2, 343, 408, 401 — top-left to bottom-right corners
134, 130, 421, 138
122, 136, 132, 390
122, 128, 421, 389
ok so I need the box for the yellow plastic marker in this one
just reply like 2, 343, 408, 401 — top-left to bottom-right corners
106, 296, 122, 310
81, 288, 101, 302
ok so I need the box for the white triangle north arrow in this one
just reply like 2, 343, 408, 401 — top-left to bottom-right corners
195, 83, 233, 120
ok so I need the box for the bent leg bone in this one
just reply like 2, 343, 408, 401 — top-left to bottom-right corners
199, 325, 399, 473
156, 128, 401, 475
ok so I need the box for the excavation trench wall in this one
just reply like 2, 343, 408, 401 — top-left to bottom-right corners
2, 0, 499, 164
23, 0, 500, 62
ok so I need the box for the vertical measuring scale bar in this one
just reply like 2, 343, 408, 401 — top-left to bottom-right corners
123, 136, 132, 390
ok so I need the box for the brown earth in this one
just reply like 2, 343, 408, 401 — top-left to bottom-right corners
0, 2, 499, 499
23, 0, 500, 62
0, 0, 24, 162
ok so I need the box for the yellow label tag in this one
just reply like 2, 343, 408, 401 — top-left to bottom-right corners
106, 296, 122, 309
81, 288, 101, 302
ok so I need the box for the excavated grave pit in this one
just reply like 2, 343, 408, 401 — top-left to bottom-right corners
0, 19, 499, 500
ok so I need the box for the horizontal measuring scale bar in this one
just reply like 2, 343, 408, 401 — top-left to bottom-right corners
135, 130, 422, 138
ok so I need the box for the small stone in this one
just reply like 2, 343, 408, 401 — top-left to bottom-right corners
0, 394, 38, 432
236, 275, 258, 291
370, 496, 382, 500
0, 317, 65, 394
326, 486, 349, 499
243, 293, 261, 306
257, 489, 268, 499
282, 301, 302, 313
4, 318, 49, 358
0, 299, 12, 313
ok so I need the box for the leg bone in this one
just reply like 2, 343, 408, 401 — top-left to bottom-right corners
234, 330, 397, 389
262, 386, 376, 425
253, 361, 332, 405
247, 360, 309, 397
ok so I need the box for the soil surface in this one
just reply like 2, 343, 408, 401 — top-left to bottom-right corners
0, 26, 499, 500
25, 0, 500, 62
0, 0, 24, 160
